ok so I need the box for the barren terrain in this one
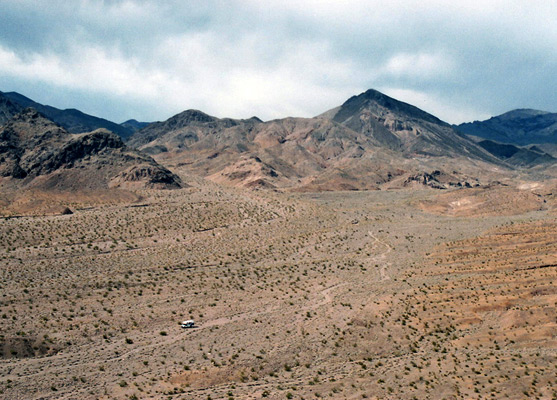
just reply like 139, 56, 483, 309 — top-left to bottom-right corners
0, 179, 555, 399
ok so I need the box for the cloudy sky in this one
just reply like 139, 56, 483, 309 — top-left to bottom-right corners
0, 0, 555, 124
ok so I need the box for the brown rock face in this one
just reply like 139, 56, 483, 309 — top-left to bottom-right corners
127, 89, 511, 190
0, 108, 183, 191
322, 89, 500, 160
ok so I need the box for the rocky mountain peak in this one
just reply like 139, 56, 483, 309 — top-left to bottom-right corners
174, 109, 217, 124
334, 89, 446, 126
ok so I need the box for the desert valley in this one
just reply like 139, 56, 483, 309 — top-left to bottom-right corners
0, 88, 556, 400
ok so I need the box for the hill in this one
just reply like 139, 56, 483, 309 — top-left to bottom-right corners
0, 91, 135, 139
128, 89, 507, 190
475, 139, 555, 167
456, 109, 557, 145
120, 119, 150, 133
0, 108, 183, 193
0, 91, 23, 125
319, 89, 499, 161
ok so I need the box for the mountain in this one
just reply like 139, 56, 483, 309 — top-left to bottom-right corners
0, 92, 23, 125
476, 139, 555, 167
128, 109, 400, 190
319, 89, 499, 161
0, 91, 134, 139
128, 109, 262, 149
0, 109, 183, 191
120, 119, 150, 133
456, 109, 557, 145
127, 90, 507, 190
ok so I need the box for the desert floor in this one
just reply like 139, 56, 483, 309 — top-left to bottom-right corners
0, 181, 555, 399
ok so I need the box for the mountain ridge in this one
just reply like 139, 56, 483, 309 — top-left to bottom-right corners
0, 91, 135, 139
0, 108, 183, 191
456, 108, 557, 145
127, 88, 512, 190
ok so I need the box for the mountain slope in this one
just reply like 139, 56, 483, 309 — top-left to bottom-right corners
129, 109, 413, 190
0, 92, 23, 125
0, 109, 183, 191
476, 139, 555, 167
120, 119, 150, 133
319, 89, 501, 162
0, 91, 134, 139
128, 109, 262, 150
128, 90, 507, 191
456, 109, 557, 145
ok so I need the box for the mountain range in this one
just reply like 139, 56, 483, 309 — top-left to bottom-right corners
1, 88, 555, 196
0, 108, 182, 192
0, 91, 147, 139
127, 89, 554, 190
456, 109, 557, 145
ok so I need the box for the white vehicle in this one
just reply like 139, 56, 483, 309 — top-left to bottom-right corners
181, 320, 195, 328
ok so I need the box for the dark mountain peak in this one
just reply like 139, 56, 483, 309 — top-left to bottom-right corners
121, 119, 149, 126
174, 109, 217, 124
2, 91, 35, 106
122, 119, 141, 124
477, 139, 555, 167
316, 89, 500, 162
247, 116, 263, 123
120, 119, 150, 133
496, 109, 552, 120
336, 88, 446, 126
359, 88, 390, 102
457, 108, 557, 145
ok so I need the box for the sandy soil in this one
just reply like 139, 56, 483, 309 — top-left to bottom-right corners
0, 182, 555, 399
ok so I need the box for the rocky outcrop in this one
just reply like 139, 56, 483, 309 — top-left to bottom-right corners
0, 109, 183, 190
403, 170, 478, 189
111, 164, 182, 189
404, 171, 448, 189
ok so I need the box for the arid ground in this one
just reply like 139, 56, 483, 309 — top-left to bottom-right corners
0, 180, 555, 399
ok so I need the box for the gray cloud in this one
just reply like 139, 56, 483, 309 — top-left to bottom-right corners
0, 0, 555, 124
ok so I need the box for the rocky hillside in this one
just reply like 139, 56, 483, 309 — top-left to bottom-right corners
0, 109, 183, 191
0, 91, 135, 139
0, 92, 23, 125
475, 139, 555, 167
128, 90, 507, 190
129, 109, 412, 190
456, 109, 557, 145
319, 89, 500, 161
120, 119, 150, 133
127, 109, 262, 150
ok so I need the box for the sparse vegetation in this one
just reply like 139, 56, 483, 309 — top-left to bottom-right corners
0, 181, 555, 399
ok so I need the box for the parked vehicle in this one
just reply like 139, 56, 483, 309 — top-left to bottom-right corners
181, 320, 195, 328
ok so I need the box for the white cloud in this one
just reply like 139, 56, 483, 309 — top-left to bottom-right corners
0, 33, 360, 121
380, 87, 491, 124
0, 0, 556, 123
0, 44, 162, 98
0, 46, 69, 86
377, 53, 456, 80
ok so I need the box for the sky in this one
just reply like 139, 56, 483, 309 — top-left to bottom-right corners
0, 0, 555, 124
